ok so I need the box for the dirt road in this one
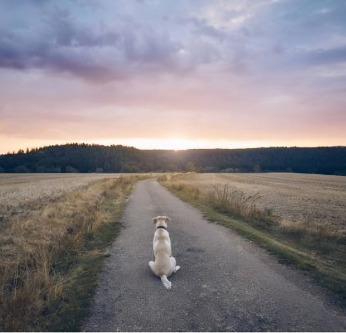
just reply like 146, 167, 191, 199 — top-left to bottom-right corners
83, 179, 346, 331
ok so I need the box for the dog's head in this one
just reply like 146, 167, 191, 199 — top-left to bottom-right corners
152, 216, 170, 229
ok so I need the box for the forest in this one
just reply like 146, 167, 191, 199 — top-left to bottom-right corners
0, 143, 345, 175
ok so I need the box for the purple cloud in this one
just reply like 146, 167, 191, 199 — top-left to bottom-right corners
0, 3, 191, 82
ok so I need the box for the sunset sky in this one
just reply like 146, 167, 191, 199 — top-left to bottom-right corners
1, 0, 346, 153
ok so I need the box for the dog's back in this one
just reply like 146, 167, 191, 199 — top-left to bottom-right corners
153, 228, 171, 257
149, 216, 180, 290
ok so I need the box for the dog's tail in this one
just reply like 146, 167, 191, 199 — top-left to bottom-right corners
160, 275, 172, 290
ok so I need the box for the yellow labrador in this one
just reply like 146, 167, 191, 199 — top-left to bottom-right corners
149, 216, 180, 290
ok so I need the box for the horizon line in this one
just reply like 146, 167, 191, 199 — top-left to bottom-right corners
2, 142, 346, 155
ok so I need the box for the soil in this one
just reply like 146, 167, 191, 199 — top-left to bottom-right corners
175, 173, 346, 233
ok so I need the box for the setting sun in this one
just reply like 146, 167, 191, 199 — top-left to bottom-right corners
89, 138, 280, 152
101, 138, 197, 151
151, 138, 196, 151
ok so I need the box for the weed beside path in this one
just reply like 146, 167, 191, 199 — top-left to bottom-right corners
0, 175, 143, 331
158, 173, 346, 308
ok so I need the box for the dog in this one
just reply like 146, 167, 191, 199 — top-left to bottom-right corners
149, 216, 180, 290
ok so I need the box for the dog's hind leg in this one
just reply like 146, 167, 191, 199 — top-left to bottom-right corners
150, 262, 172, 290
169, 256, 180, 275
160, 275, 172, 290
149, 261, 159, 277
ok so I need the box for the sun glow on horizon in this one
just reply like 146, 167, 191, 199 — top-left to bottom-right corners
91, 138, 278, 151
2, 136, 338, 156
91, 138, 204, 150
0, 136, 275, 155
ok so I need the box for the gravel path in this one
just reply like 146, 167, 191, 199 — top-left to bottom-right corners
83, 179, 346, 331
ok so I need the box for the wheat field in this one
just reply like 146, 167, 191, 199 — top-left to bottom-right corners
0, 173, 138, 331
0, 173, 122, 217
168, 172, 346, 233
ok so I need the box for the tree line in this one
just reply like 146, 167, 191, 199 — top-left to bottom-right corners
0, 143, 345, 175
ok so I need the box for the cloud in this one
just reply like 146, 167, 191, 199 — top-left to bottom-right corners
0, 2, 193, 82
181, 17, 228, 41
304, 46, 346, 67
0, 0, 289, 82
1, 0, 345, 87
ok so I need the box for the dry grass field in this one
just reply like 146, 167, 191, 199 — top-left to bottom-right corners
0, 173, 142, 331
167, 172, 346, 233
159, 172, 346, 305
0, 173, 121, 217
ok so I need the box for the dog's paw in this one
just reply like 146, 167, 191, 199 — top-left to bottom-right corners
161, 275, 172, 290
174, 265, 180, 273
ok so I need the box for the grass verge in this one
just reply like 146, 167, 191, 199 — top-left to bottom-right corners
158, 174, 346, 307
0, 175, 143, 331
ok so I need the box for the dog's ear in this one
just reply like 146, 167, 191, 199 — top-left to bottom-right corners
165, 217, 171, 222
152, 217, 158, 224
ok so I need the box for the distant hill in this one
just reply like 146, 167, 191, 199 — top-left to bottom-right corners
0, 143, 345, 175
